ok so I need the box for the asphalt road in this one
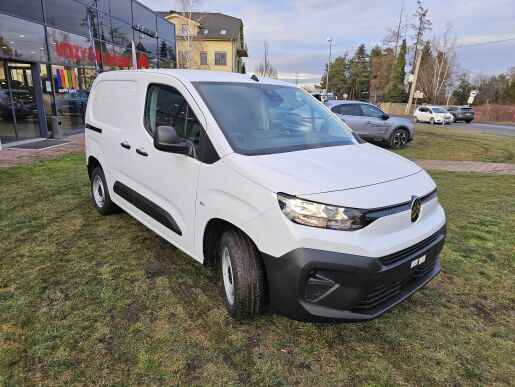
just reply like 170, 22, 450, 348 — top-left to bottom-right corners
430, 121, 515, 137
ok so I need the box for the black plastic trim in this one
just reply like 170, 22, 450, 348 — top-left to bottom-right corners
260, 224, 445, 322
113, 181, 182, 236
86, 123, 102, 134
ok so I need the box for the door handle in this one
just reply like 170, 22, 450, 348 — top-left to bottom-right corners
365, 121, 372, 124
120, 141, 131, 149
136, 148, 148, 157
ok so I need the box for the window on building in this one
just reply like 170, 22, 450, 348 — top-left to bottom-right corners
0, 13, 47, 62
44, 0, 91, 37
157, 16, 174, 42
220, 29, 227, 35
132, 1, 157, 32
144, 84, 203, 153
158, 40, 175, 61
0, 0, 44, 23
215, 52, 226, 66
109, 0, 132, 23
182, 24, 189, 35
200, 51, 207, 65
110, 16, 133, 47
97, 11, 112, 42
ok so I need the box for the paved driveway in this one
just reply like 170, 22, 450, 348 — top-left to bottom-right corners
434, 121, 515, 137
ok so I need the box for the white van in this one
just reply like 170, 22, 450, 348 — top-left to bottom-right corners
85, 70, 446, 322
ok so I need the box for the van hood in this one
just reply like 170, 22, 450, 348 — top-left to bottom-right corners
222, 143, 422, 195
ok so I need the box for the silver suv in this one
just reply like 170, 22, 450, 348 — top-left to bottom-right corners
326, 101, 414, 148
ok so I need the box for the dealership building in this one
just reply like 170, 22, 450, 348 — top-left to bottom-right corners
0, 0, 176, 143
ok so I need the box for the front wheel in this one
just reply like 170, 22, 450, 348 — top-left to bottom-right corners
465, 120, 472, 123
389, 129, 409, 149
220, 229, 268, 320
430, 117, 435, 125
414, 116, 419, 123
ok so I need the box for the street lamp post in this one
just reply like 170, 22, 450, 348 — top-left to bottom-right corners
325, 37, 335, 95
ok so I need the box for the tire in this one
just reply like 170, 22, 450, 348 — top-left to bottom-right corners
414, 116, 419, 123
430, 117, 435, 125
465, 120, 472, 124
389, 128, 409, 149
219, 229, 267, 320
90, 167, 117, 215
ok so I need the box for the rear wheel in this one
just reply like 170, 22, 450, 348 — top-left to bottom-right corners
389, 128, 409, 149
219, 229, 267, 320
90, 167, 117, 215
465, 120, 472, 123
430, 117, 435, 125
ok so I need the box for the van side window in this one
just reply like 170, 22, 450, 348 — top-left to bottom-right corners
144, 84, 203, 148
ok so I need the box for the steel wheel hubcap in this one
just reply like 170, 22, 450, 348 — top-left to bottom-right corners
93, 175, 105, 207
222, 246, 235, 305
393, 131, 407, 148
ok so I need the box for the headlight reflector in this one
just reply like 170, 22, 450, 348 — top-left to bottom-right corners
277, 193, 365, 231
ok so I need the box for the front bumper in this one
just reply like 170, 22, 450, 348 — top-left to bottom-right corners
262, 225, 446, 322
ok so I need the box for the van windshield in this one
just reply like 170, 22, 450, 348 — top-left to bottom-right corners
193, 82, 359, 155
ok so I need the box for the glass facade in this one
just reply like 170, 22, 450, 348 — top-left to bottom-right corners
0, 0, 176, 142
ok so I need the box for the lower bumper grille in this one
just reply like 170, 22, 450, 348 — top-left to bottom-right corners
352, 257, 439, 313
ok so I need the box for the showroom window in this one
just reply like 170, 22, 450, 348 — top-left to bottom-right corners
109, 0, 132, 23
44, 0, 91, 37
0, 13, 48, 62
0, 0, 44, 23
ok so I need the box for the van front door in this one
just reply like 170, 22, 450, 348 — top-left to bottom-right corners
126, 81, 203, 256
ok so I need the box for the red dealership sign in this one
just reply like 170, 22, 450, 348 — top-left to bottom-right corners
53, 40, 149, 69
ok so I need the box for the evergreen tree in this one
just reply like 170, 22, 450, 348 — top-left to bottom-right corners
384, 39, 408, 102
452, 74, 473, 105
320, 55, 349, 99
503, 79, 515, 103
348, 44, 370, 101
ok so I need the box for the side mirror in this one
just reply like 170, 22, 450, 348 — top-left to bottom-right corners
154, 126, 190, 154
380, 113, 390, 120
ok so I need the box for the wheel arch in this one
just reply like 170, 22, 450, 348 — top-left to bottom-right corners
87, 155, 102, 180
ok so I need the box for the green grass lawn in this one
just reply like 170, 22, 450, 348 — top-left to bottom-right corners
392, 125, 515, 163
1, 155, 514, 385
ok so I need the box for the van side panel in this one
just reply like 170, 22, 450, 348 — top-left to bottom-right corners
88, 79, 138, 191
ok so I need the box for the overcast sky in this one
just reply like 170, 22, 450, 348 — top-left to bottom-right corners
141, 0, 515, 82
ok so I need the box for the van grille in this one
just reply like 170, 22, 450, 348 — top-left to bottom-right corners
352, 258, 438, 313
379, 227, 444, 266
352, 281, 403, 311
364, 189, 437, 224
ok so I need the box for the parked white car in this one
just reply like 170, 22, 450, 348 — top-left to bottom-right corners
414, 106, 453, 124
85, 70, 446, 322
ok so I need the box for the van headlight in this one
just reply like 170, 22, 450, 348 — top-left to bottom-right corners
277, 193, 365, 231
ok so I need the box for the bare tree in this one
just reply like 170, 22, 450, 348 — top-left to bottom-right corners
255, 41, 278, 79
176, 0, 209, 69
382, 0, 407, 57
417, 24, 457, 104
410, 0, 432, 73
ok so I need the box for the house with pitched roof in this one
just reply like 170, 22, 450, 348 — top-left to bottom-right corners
159, 11, 248, 73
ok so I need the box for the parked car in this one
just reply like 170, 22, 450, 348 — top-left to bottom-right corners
326, 100, 414, 148
0, 81, 37, 120
86, 70, 446, 322
413, 106, 453, 124
446, 106, 475, 123
53, 90, 89, 116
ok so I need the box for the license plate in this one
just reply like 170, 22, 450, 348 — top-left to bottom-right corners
411, 254, 426, 268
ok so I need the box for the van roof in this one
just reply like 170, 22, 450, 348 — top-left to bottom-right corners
96, 69, 293, 86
